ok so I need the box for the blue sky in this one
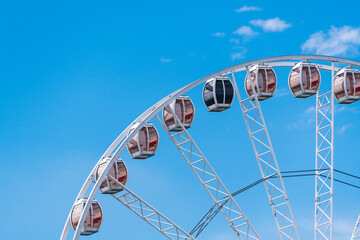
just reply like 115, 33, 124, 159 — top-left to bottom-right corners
2, 1, 360, 239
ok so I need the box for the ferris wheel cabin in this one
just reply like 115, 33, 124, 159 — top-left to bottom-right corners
163, 96, 195, 131
334, 68, 360, 104
288, 62, 321, 98
127, 123, 159, 159
96, 158, 128, 194
245, 64, 277, 100
203, 76, 235, 112
70, 199, 103, 235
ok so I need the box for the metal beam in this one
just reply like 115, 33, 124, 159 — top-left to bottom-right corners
108, 175, 194, 240
61, 55, 360, 240
351, 214, 360, 240
315, 62, 335, 240
156, 113, 261, 240
231, 71, 300, 240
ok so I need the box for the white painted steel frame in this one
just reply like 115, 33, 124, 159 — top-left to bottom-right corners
156, 112, 260, 240
60, 55, 360, 240
315, 62, 335, 240
351, 214, 360, 240
107, 175, 195, 240
231, 71, 300, 240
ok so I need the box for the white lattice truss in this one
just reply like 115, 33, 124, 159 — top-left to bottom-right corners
60, 56, 360, 240
231, 72, 300, 240
108, 175, 194, 240
351, 214, 360, 240
156, 113, 261, 240
315, 66, 334, 240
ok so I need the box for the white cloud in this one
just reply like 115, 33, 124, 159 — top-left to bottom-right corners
231, 53, 245, 61
286, 106, 315, 130
275, 87, 291, 97
301, 26, 360, 56
212, 32, 226, 37
337, 123, 353, 134
230, 38, 241, 44
235, 5, 261, 13
335, 105, 359, 114
250, 17, 292, 32
233, 26, 258, 39
160, 57, 172, 63
231, 47, 247, 61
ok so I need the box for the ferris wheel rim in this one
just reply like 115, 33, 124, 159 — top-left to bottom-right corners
61, 54, 360, 240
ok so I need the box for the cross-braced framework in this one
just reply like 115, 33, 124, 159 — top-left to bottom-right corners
60, 55, 360, 240
108, 175, 195, 240
231, 72, 300, 240
315, 63, 334, 240
351, 214, 360, 240
156, 112, 261, 240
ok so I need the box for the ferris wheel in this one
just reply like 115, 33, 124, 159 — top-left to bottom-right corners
60, 55, 360, 240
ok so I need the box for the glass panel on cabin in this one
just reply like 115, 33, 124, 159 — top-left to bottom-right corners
346, 72, 355, 96
354, 72, 360, 97
71, 203, 83, 230
84, 204, 92, 229
139, 128, 148, 152
224, 80, 234, 104
310, 67, 320, 91
175, 99, 184, 123
107, 163, 117, 187
334, 74, 346, 100
96, 162, 108, 189
246, 71, 257, 96
266, 69, 276, 94
289, 68, 301, 94
163, 106, 175, 127
203, 82, 215, 107
215, 79, 224, 104
184, 99, 194, 125
302, 66, 310, 90
258, 69, 266, 93
117, 162, 127, 184
148, 127, 158, 152
127, 130, 139, 155
92, 203, 102, 229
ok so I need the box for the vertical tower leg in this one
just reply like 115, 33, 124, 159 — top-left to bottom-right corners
315, 62, 334, 240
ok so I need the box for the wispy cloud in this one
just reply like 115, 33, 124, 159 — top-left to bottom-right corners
233, 26, 258, 38
337, 123, 353, 134
160, 57, 172, 63
235, 5, 261, 13
335, 105, 359, 114
301, 26, 360, 56
231, 47, 247, 61
230, 38, 241, 44
286, 106, 315, 130
212, 32, 226, 37
275, 87, 291, 97
231, 52, 245, 61
333, 218, 356, 237
298, 217, 355, 239
250, 17, 292, 32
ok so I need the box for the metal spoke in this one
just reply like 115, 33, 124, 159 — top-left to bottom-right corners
108, 175, 195, 240
231, 72, 300, 240
156, 113, 261, 240
351, 214, 360, 240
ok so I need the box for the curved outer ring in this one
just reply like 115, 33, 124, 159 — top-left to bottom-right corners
61, 55, 360, 240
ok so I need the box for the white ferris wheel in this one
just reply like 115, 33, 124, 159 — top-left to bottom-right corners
60, 55, 360, 240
